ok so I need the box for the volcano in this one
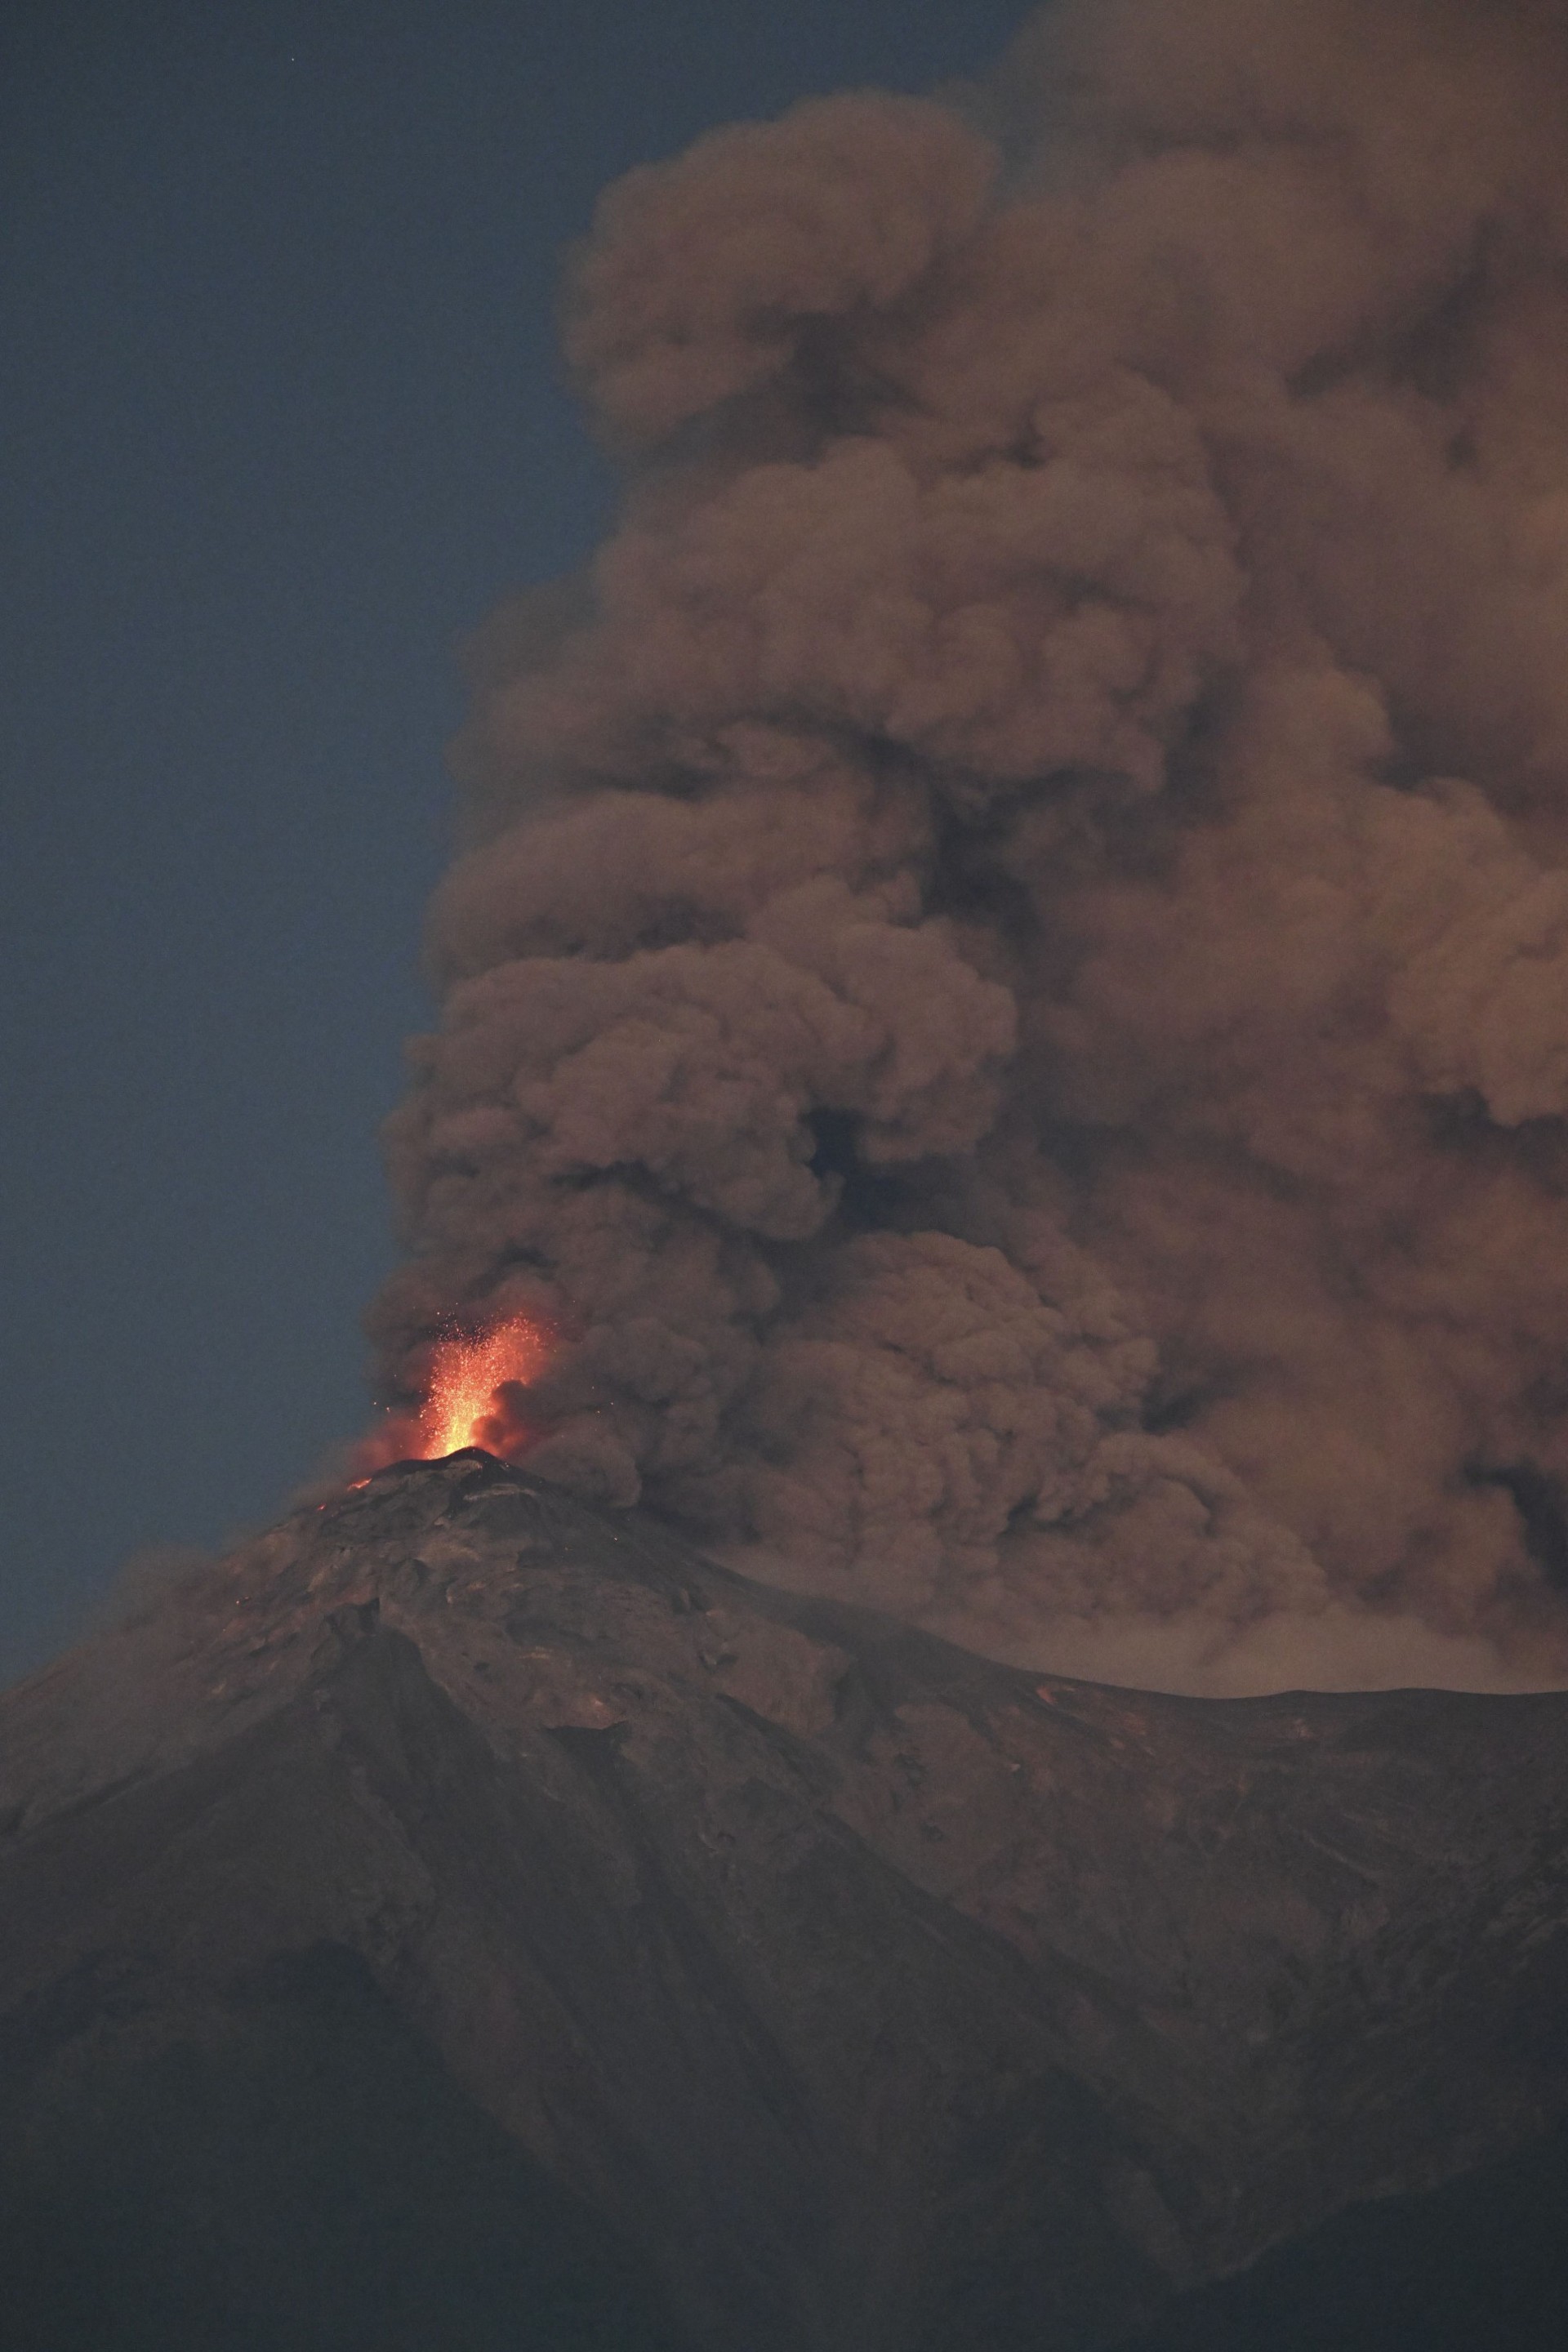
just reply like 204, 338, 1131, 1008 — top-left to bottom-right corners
2, 1453, 1567, 2350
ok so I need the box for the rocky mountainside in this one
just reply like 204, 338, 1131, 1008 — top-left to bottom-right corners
3, 1450, 1568, 2350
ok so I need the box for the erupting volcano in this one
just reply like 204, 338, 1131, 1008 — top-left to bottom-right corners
360, 0, 1568, 1699
11, 8, 1568, 2350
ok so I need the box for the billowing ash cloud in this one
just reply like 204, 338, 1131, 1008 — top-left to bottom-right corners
365, 0, 1568, 1693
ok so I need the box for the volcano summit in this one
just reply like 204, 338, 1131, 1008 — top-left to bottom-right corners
3, 1450, 1567, 2349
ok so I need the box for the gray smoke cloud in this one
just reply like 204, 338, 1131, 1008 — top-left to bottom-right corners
364, 0, 1568, 1694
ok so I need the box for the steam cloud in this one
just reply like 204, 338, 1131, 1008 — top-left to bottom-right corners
366, 0, 1568, 1694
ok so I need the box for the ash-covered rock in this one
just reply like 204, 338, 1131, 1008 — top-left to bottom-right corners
3, 1454, 1568, 2350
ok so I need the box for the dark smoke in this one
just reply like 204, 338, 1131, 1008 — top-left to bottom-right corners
365, 0, 1568, 1694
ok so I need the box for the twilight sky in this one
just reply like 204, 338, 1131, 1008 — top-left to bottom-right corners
0, 0, 1036, 1684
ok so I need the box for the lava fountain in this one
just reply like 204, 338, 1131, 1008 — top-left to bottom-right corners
421, 1315, 550, 1457
357, 1313, 553, 1472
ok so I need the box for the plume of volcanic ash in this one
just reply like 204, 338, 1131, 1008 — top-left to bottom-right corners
365, 0, 1568, 1694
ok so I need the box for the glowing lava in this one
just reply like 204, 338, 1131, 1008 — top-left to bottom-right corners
350, 1311, 555, 1480
417, 1314, 550, 1459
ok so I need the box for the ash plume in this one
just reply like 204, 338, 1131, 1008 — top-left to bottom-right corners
366, 0, 1568, 1694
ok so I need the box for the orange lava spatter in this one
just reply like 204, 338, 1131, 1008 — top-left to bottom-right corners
419, 1315, 550, 1459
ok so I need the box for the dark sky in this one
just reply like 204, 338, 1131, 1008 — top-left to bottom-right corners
0, 0, 1036, 1685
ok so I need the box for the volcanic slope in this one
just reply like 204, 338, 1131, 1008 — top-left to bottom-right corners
3, 1450, 1568, 2352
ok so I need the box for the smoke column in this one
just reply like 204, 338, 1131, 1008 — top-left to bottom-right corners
365, 0, 1568, 1694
